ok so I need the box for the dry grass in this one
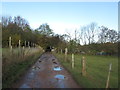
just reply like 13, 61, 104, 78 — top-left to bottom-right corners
2, 47, 43, 88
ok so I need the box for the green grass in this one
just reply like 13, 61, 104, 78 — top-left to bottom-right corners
2, 47, 43, 88
0, 48, 2, 53
54, 53, 118, 88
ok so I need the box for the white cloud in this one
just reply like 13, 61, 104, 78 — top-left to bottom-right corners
49, 22, 81, 35
29, 22, 40, 30
30, 21, 82, 37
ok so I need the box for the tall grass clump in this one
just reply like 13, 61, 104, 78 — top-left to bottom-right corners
2, 47, 43, 88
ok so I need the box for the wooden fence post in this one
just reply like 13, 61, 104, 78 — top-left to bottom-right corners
81, 56, 86, 76
18, 40, 21, 57
28, 41, 29, 47
33, 43, 34, 48
61, 49, 62, 54
9, 37, 11, 48
72, 54, 74, 69
19, 40, 21, 49
28, 41, 30, 49
34, 43, 36, 48
9, 37, 12, 55
22, 46, 25, 58
10, 45, 12, 51
10, 46, 13, 55
25, 41, 26, 47
106, 63, 112, 89
65, 48, 68, 62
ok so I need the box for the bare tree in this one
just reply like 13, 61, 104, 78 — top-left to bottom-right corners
78, 28, 84, 45
13, 16, 29, 30
85, 25, 91, 44
2, 16, 13, 27
89, 22, 97, 43
98, 26, 109, 43
74, 29, 77, 42
106, 29, 118, 43
84, 22, 97, 44
65, 31, 72, 41
80, 26, 87, 45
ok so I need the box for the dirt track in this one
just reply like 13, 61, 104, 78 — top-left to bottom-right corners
14, 52, 81, 88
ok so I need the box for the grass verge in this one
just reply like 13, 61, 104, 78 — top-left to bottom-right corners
2, 48, 42, 88
54, 53, 118, 88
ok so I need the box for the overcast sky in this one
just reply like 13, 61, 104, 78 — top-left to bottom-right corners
2, 2, 118, 35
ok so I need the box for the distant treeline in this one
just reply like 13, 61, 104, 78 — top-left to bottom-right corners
1, 16, 119, 55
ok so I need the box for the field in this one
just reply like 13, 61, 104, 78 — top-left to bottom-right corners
54, 53, 118, 88
2, 47, 43, 88
2, 47, 118, 88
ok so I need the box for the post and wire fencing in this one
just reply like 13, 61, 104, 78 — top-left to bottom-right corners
62, 49, 113, 88
8, 36, 43, 59
106, 63, 112, 89
65, 48, 68, 62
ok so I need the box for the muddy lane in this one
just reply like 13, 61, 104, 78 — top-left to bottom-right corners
14, 52, 80, 88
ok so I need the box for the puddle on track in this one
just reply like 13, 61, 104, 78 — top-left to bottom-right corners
54, 75, 65, 80
20, 84, 30, 88
39, 60, 42, 63
32, 66, 40, 71
53, 62, 57, 64
52, 59, 55, 61
53, 66, 62, 71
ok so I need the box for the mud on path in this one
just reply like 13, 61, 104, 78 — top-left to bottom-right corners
14, 52, 81, 88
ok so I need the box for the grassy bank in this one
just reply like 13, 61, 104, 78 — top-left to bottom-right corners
54, 53, 118, 88
2, 47, 43, 88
